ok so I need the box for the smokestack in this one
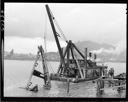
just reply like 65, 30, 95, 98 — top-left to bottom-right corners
89, 52, 92, 61
94, 54, 97, 60
89, 52, 92, 58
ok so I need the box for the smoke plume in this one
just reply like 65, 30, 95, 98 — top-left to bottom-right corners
91, 39, 126, 55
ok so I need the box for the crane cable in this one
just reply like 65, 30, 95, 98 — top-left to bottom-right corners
54, 19, 68, 43
44, 10, 47, 52
49, 9, 68, 43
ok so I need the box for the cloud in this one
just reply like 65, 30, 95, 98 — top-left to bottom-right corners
5, 3, 126, 45
4, 36, 67, 54
91, 39, 126, 55
91, 48, 115, 54
114, 39, 126, 54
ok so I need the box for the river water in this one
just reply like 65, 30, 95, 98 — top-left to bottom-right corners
4, 60, 126, 97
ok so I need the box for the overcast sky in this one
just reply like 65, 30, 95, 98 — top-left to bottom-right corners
4, 3, 126, 54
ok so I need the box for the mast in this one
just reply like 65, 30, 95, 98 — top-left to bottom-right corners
45, 5, 65, 64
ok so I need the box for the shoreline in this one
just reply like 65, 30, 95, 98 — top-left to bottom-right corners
4, 58, 60, 62
4, 58, 126, 63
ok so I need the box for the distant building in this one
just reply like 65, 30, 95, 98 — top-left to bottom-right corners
4, 49, 14, 58
10, 49, 14, 55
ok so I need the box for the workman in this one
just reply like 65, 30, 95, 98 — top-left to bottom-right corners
108, 68, 114, 78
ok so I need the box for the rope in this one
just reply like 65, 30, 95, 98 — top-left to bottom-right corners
43, 10, 55, 74
48, 62, 55, 73
44, 10, 48, 52
54, 19, 68, 42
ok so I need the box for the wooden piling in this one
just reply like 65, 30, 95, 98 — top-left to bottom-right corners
97, 78, 104, 92
67, 79, 70, 94
84, 48, 87, 78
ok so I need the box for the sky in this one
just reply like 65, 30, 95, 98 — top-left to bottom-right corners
4, 3, 126, 54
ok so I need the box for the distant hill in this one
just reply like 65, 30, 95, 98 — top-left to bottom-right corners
4, 40, 126, 62
4, 50, 60, 61
75, 40, 115, 51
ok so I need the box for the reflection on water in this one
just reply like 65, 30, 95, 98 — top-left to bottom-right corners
96, 90, 105, 98
4, 60, 126, 97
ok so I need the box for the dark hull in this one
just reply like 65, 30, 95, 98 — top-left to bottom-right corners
50, 73, 101, 83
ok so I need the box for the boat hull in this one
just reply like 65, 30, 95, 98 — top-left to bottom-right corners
50, 73, 100, 83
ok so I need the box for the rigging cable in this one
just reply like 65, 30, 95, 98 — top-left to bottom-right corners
43, 10, 55, 73
44, 10, 47, 52
49, 8, 68, 43
54, 19, 68, 43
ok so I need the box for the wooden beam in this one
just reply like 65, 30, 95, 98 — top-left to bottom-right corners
84, 48, 87, 78
83, 69, 85, 78
70, 43, 75, 60
45, 5, 64, 65
57, 63, 62, 74
26, 50, 40, 88
57, 48, 63, 74
73, 53, 84, 79
72, 43, 85, 59
85, 48, 87, 67
67, 44, 70, 65
39, 46, 51, 86
63, 42, 70, 58
60, 45, 69, 76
